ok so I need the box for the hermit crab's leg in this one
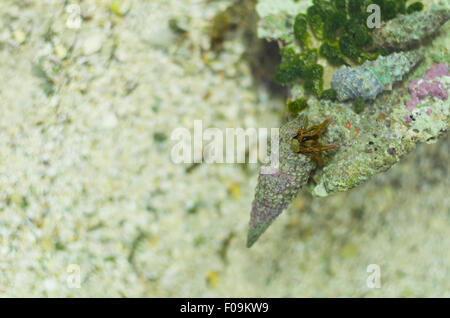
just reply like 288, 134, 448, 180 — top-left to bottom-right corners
301, 140, 316, 147
303, 146, 322, 152
298, 128, 318, 138
315, 144, 338, 151
311, 119, 330, 135
299, 119, 330, 138
297, 132, 319, 143
308, 152, 324, 166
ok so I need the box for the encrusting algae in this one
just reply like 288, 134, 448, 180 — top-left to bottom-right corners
371, 9, 450, 51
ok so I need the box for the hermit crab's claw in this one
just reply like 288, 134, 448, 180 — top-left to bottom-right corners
247, 115, 316, 248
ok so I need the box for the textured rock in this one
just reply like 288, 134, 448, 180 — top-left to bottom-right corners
372, 9, 450, 51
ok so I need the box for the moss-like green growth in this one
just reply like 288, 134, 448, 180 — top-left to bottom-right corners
287, 97, 308, 114
407, 2, 424, 14
294, 13, 310, 49
347, 23, 372, 47
275, 47, 323, 88
275, 47, 306, 84
395, 0, 407, 15
339, 35, 361, 60
353, 97, 365, 113
320, 42, 345, 65
304, 78, 324, 96
306, 0, 380, 64
280, 47, 297, 60
304, 64, 325, 96
301, 49, 319, 66
312, 0, 334, 18
307, 6, 325, 39
306, 64, 324, 80
332, 0, 346, 11
324, 11, 347, 41
348, 0, 364, 16
320, 88, 337, 100
275, 63, 297, 84
383, 1, 398, 20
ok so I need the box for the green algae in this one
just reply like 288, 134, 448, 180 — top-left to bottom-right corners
353, 97, 365, 113
287, 97, 308, 114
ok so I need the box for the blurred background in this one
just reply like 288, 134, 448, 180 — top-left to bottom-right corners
0, 0, 448, 297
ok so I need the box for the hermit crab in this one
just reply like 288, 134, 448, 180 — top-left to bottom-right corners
290, 119, 337, 166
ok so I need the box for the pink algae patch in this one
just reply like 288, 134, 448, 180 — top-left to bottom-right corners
423, 63, 450, 80
405, 63, 449, 115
